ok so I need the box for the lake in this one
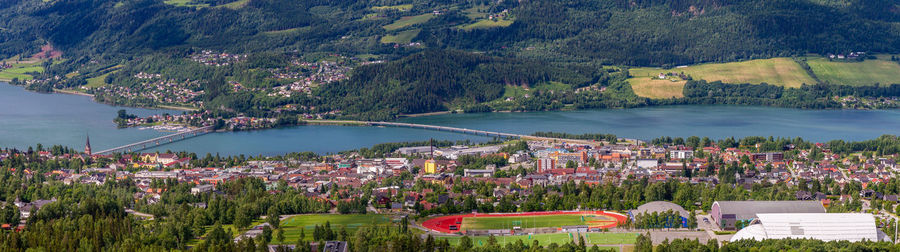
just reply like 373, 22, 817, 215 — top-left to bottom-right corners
2, 82, 899, 156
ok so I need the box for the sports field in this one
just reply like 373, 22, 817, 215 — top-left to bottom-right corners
422, 211, 627, 233
629, 58, 816, 88
627, 78, 686, 99
806, 57, 900, 86
461, 213, 618, 230
274, 214, 392, 244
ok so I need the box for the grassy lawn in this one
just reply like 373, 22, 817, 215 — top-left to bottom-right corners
629, 58, 816, 88
383, 14, 435, 31
273, 214, 393, 244
627, 78, 686, 99
439, 233, 576, 246
372, 4, 413, 12
458, 18, 514, 30
584, 233, 638, 245
380, 29, 420, 44
461, 214, 614, 230
807, 57, 900, 86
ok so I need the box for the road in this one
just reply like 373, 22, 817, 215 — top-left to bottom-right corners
125, 209, 155, 220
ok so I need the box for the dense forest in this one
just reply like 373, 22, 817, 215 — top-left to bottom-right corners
316, 50, 606, 119
2, 0, 896, 66
2, 0, 899, 119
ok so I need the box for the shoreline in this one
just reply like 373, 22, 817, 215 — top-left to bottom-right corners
53, 88, 95, 98
51, 87, 198, 111
397, 111, 453, 117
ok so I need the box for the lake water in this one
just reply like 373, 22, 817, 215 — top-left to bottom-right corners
2, 82, 899, 156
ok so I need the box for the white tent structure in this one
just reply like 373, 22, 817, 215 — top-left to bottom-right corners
730, 213, 891, 242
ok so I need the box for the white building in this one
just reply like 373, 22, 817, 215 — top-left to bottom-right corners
730, 213, 891, 242
669, 150, 694, 160
636, 159, 659, 169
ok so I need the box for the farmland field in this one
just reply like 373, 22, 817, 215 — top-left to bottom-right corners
383, 13, 435, 31
627, 78, 686, 99
273, 214, 393, 244
458, 19, 514, 30
0, 61, 44, 81
629, 58, 816, 88
806, 57, 900, 86
381, 29, 420, 44
372, 4, 413, 11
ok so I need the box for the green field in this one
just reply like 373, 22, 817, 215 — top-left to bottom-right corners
627, 78, 686, 99
584, 233, 638, 245
163, 0, 209, 7
0, 61, 44, 81
806, 57, 900, 86
500, 85, 529, 99
458, 18, 514, 30
383, 14, 435, 31
219, 0, 248, 9
461, 214, 615, 230
372, 4, 413, 12
461, 5, 490, 19
85, 72, 114, 88
533, 81, 571, 93
438, 232, 636, 248
273, 214, 393, 244
440, 233, 575, 246
629, 57, 816, 88
380, 29, 420, 44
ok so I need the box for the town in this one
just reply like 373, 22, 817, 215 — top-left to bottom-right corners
2, 132, 900, 251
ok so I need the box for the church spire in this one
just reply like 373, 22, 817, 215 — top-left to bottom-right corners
85, 134, 92, 156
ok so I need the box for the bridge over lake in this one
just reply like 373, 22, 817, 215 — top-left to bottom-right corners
94, 126, 215, 154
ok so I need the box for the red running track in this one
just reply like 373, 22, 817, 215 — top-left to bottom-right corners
420, 211, 628, 234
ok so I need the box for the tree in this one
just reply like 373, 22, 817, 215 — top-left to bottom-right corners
267, 208, 280, 228
566, 160, 577, 168
459, 236, 473, 250
276, 227, 285, 243
635, 233, 652, 252
425, 234, 435, 252
234, 207, 252, 229
687, 212, 698, 229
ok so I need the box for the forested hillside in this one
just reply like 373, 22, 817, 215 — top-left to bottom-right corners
2, 0, 897, 66
420, 0, 900, 66
0, 0, 898, 119
316, 50, 606, 119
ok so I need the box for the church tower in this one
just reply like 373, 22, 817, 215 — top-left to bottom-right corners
85, 134, 92, 156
